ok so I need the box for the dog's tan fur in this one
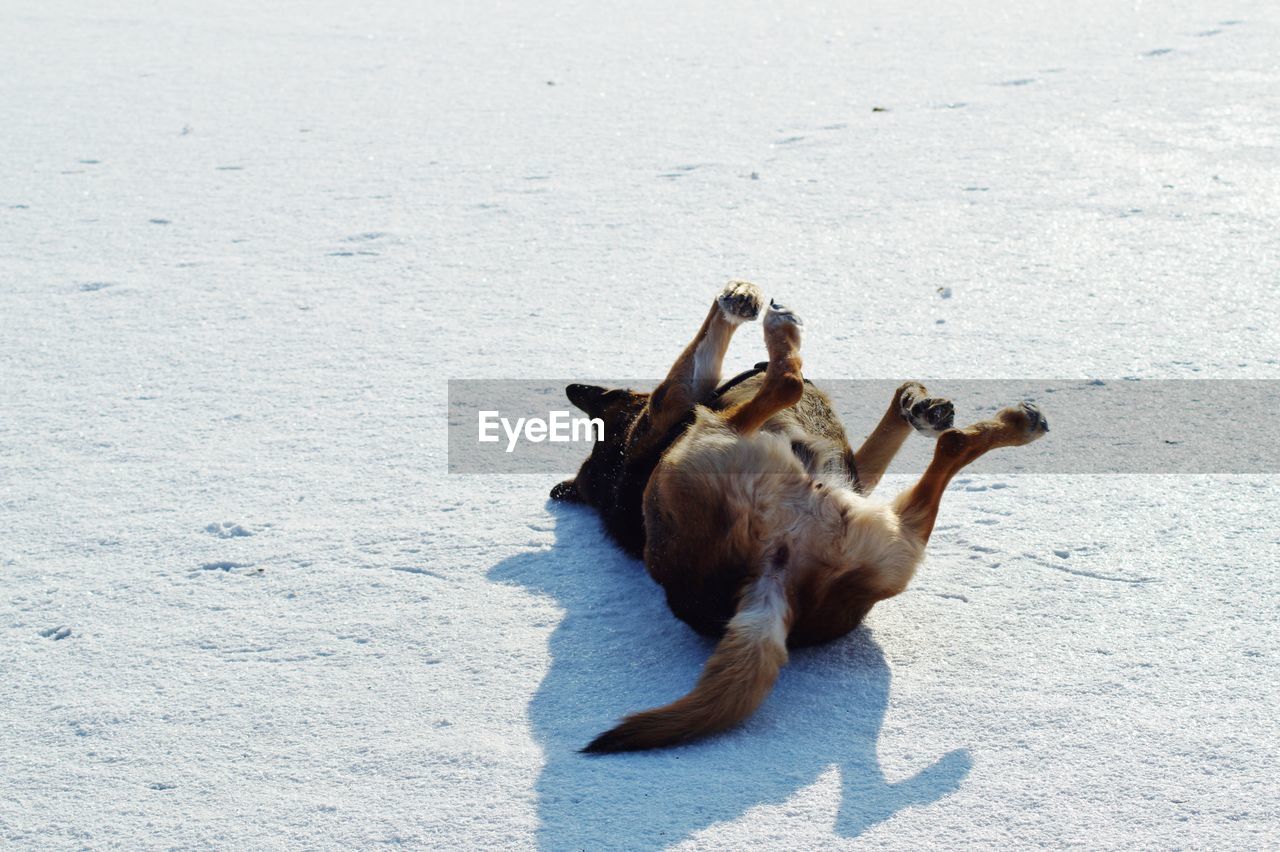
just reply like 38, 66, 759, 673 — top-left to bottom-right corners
557, 281, 1048, 753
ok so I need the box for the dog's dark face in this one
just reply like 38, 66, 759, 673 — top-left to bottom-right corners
550, 383, 648, 507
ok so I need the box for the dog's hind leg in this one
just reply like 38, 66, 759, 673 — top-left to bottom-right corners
853, 383, 955, 494
724, 301, 805, 435
893, 403, 1049, 543
646, 280, 764, 434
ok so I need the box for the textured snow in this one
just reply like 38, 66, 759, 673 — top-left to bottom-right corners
3, 0, 1279, 848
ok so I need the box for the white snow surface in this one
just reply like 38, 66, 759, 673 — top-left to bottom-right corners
3, 1, 1279, 848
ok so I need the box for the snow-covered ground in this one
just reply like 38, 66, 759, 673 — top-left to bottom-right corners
3, 0, 1279, 848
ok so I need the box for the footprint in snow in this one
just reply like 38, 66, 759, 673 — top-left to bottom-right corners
40, 626, 72, 640
962, 482, 1008, 492
200, 560, 253, 572
205, 521, 253, 539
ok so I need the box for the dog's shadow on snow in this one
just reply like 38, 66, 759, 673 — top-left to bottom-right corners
488, 501, 970, 849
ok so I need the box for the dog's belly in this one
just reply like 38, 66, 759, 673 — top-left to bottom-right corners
641, 409, 846, 636
641, 415, 798, 635
642, 407, 923, 640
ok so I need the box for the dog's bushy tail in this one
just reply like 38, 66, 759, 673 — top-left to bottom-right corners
582, 558, 792, 754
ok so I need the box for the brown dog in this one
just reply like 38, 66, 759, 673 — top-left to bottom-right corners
553, 281, 1048, 753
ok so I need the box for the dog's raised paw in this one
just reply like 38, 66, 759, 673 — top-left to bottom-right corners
997, 401, 1050, 444
764, 299, 803, 329
717, 280, 763, 324
909, 398, 955, 434
897, 383, 955, 434
763, 299, 803, 355
1016, 401, 1049, 436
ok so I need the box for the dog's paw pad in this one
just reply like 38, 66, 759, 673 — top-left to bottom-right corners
897, 383, 954, 434
717, 280, 763, 324
908, 398, 955, 434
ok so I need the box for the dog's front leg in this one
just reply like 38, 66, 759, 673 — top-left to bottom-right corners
853, 383, 954, 494
645, 280, 763, 435
723, 300, 805, 435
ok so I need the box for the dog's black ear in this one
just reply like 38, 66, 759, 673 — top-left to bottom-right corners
550, 479, 582, 503
566, 383, 609, 417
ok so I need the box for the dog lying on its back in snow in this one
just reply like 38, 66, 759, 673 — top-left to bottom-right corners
552, 280, 1048, 752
